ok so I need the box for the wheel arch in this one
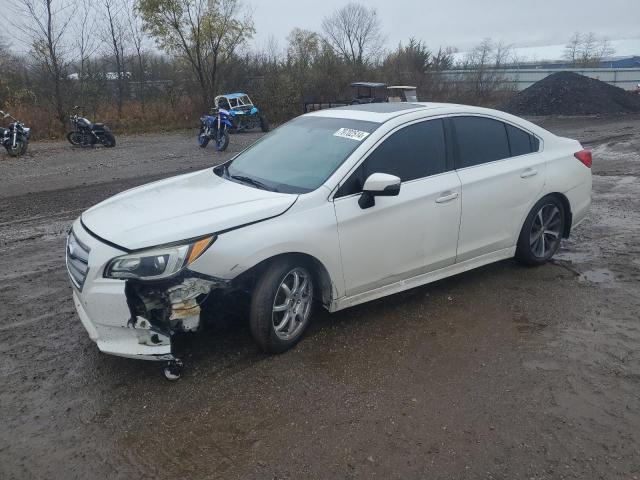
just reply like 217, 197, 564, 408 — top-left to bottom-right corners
234, 252, 335, 309
547, 192, 572, 238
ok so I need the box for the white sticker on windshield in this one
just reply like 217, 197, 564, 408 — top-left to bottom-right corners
333, 128, 370, 141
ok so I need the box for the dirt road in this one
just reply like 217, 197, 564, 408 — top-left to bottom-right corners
1, 118, 639, 479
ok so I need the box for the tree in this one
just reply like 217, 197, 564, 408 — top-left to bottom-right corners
127, 1, 149, 111
13, 0, 73, 131
287, 28, 321, 66
564, 32, 615, 67
137, 0, 254, 108
563, 32, 582, 65
73, 0, 100, 108
321, 2, 384, 68
102, 0, 129, 117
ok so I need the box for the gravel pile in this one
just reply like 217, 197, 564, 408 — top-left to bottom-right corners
501, 71, 640, 116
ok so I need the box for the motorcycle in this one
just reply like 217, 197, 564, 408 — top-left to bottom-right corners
0, 110, 30, 157
67, 107, 116, 148
198, 107, 231, 151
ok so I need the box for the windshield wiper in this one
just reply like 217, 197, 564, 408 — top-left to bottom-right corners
230, 174, 274, 191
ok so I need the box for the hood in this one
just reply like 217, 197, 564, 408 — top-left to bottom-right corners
82, 169, 297, 250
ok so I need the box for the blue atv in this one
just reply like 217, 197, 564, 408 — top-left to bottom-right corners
198, 107, 232, 151
214, 93, 270, 133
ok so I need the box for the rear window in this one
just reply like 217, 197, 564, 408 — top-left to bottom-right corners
452, 116, 510, 168
506, 124, 539, 156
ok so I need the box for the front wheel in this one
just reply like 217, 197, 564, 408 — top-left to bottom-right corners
515, 196, 565, 266
6, 140, 25, 157
250, 259, 314, 353
198, 128, 210, 148
215, 129, 230, 151
67, 131, 81, 146
101, 133, 116, 148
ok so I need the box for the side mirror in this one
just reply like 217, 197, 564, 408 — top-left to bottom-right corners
358, 173, 401, 209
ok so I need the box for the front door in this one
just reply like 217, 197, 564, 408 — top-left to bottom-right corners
333, 119, 462, 297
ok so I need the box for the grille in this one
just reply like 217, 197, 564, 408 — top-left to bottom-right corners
66, 229, 91, 290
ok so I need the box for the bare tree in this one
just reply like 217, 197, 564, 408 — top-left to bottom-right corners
563, 32, 582, 65
102, 0, 129, 117
564, 32, 616, 67
12, 0, 73, 130
127, 1, 149, 112
461, 38, 512, 99
321, 2, 384, 67
74, 0, 100, 107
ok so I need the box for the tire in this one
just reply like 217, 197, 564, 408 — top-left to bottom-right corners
20, 141, 28, 155
198, 131, 210, 148
249, 258, 314, 354
259, 115, 270, 132
6, 140, 24, 157
515, 195, 565, 266
102, 133, 116, 148
215, 129, 230, 151
67, 131, 81, 146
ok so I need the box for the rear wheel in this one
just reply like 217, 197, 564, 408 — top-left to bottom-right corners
102, 133, 116, 148
516, 196, 565, 266
259, 115, 270, 132
250, 259, 314, 353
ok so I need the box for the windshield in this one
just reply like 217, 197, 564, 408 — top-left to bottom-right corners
217, 116, 379, 193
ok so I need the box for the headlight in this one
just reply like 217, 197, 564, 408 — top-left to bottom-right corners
104, 235, 215, 280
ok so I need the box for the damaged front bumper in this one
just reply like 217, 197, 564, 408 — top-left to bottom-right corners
69, 220, 230, 362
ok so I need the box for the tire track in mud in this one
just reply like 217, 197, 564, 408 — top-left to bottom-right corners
2, 123, 640, 479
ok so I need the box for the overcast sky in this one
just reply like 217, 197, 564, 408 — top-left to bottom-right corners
246, 0, 640, 53
1, 0, 638, 58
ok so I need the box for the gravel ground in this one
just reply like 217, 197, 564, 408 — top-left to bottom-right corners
1, 117, 639, 479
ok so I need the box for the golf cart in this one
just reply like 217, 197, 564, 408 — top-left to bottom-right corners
350, 82, 388, 104
214, 93, 270, 132
388, 85, 418, 102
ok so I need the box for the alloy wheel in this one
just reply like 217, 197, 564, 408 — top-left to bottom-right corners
272, 267, 313, 341
529, 203, 562, 258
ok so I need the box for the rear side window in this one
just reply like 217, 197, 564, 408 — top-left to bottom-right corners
452, 116, 510, 168
506, 123, 539, 156
335, 119, 447, 197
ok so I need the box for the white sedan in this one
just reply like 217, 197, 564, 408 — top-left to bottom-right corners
67, 102, 592, 378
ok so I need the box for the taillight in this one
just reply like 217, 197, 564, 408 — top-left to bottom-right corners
574, 149, 592, 168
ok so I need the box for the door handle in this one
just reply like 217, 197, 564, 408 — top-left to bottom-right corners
436, 192, 459, 203
520, 168, 538, 178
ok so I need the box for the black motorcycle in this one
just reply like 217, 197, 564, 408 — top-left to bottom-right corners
0, 110, 30, 157
67, 107, 116, 148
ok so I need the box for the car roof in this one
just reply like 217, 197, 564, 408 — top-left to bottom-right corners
350, 82, 387, 88
306, 102, 550, 139
388, 85, 417, 90
306, 102, 453, 123
218, 92, 249, 99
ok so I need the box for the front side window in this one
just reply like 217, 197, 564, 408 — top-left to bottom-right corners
452, 116, 510, 168
217, 116, 379, 194
336, 119, 447, 198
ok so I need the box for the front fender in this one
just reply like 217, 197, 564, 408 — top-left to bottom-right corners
188, 201, 345, 300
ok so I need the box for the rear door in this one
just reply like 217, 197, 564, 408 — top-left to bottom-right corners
451, 116, 545, 262
333, 118, 462, 297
